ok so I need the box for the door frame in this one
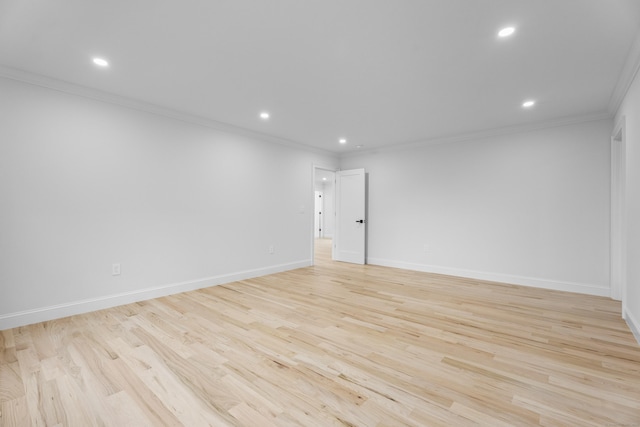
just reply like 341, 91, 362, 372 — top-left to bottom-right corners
314, 190, 324, 238
610, 116, 626, 308
311, 164, 337, 265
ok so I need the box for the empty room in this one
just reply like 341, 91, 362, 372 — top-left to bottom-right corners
1, 0, 640, 425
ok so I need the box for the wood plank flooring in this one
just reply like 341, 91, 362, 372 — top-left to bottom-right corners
1, 238, 639, 426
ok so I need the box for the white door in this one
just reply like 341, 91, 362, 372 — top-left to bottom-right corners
334, 168, 366, 264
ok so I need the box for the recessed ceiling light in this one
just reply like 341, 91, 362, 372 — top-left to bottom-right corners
322, 177, 327, 181
260, 112, 270, 120
522, 100, 535, 108
339, 138, 347, 144
92, 57, 109, 67
498, 27, 515, 38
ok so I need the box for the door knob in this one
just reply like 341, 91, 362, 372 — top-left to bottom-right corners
355, 219, 365, 223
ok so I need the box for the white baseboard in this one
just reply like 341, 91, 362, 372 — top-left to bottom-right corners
623, 306, 640, 346
367, 258, 610, 297
0, 260, 311, 330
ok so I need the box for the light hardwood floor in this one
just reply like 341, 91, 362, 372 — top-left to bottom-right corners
1, 238, 639, 426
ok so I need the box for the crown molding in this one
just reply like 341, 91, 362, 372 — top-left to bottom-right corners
0, 64, 617, 161
609, 29, 640, 115
0, 65, 336, 158
341, 111, 613, 158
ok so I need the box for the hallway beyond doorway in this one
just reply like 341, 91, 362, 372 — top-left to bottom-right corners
314, 238, 332, 265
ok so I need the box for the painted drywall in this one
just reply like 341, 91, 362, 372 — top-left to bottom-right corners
615, 62, 640, 342
341, 119, 612, 296
0, 77, 337, 329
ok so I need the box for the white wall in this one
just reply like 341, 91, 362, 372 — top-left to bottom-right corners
341, 119, 612, 296
0, 77, 338, 329
0, 73, 628, 335
615, 61, 640, 342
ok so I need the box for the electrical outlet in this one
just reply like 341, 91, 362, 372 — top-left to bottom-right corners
112, 263, 121, 276
269, 245, 275, 254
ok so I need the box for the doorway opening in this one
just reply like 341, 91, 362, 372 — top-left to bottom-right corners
313, 167, 336, 265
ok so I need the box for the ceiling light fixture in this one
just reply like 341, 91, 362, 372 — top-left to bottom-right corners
498, 27, 515, 38
339, 138, 347, 144
522, 100, 535, 108
92, 57, 109, 67
260, 112, 270, 120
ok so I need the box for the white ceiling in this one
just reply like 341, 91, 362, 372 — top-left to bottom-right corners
1, 0, 639, 154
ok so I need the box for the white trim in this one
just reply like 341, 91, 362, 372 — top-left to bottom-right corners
0, 66, 334, 157
367, 258, 610, 297
624, 306, 640, 346
340, 113, 612, 158
609, 30, 640, 115
0, 260, 310, 330
0, 66, 612, 161
610, 117, 627, 301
